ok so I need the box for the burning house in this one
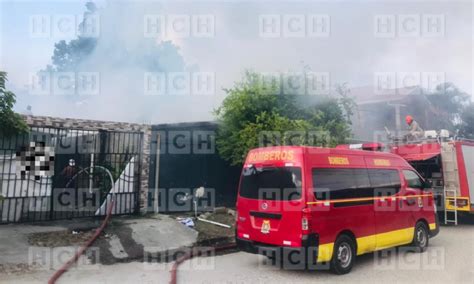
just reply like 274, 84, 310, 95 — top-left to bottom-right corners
349, 86, 448, 142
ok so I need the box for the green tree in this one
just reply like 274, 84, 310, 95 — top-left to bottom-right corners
335, 83, 356, 123
44, 2, 98, 72
299, 98, 352, 145
426, 82, 470, 131
459, 103, 474, 139
44, 2, 184, 73
0, 71, 28, 136
215, 71, 351, 165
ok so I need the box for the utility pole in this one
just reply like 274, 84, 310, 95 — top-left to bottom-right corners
387, 103, 406, 134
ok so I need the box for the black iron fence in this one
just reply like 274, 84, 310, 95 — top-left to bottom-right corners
0, 126, 142, 223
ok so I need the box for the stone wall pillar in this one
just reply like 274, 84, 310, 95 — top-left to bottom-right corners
139, 126, 152, 214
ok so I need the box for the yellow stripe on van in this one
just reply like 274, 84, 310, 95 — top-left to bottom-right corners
356, 234, 376, 255
316, 225, 437, 263
306, 194, 433, 205
317, 243, 334, 262
372, 227, 414, 250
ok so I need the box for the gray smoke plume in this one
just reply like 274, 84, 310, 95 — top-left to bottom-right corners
20, 1, 206, 124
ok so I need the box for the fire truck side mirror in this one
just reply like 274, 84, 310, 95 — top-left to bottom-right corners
422, 180, 433, 189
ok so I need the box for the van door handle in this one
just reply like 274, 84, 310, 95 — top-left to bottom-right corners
250, 211, 282, 220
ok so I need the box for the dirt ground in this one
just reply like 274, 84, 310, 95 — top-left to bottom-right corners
26, 212, 236, 249
195, 213, 235, 243
28, 229, 100, 247
0, 262, 42, 275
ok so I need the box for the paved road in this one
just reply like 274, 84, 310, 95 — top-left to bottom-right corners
2, 225, 474, 283
178, 225, 474, 283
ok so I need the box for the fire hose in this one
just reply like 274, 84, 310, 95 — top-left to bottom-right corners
49, 166, 236, 284
48, 166, 115, 284
169, 243, 237, 284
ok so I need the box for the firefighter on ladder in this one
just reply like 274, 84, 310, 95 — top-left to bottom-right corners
405, 115, 424, 141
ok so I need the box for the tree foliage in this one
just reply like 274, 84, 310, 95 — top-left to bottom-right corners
44, 2, 184, 73
426, 82, 470, 130
215, 71, 351, 165
422, 82, 473, 137
335, 83, 356, 123
459, 103, 474, 139
44, 2, 98, 72
0, 72, 28, 136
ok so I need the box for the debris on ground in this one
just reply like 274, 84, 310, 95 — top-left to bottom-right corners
168, 207, 236, 244
0, 263, 42, 275
197, 217, 231, 228
199, 212, 212, 219
213, 207, 228, 214
28, 229, 99, 247
227, 208, 236, 216
177, 217, 195, 228
194, 211, 235, 243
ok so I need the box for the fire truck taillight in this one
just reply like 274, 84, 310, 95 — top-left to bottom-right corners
302, 217, 309, 231
302, 207, 311, 233
456, 199, 468, 207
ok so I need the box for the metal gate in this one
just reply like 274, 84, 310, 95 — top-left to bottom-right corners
0, 126, 142, 223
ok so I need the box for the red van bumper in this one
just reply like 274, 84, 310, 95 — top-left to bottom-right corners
236, 234, 320, 268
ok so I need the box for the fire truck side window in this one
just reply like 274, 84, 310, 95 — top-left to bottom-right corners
312, 168, 372, 200
368, 169, 401, 196
403, 170, 423, 189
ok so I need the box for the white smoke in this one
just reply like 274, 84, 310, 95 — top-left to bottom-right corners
8, 0, 472, 125
16, 1, 219, 124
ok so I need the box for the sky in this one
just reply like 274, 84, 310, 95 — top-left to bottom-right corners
0, 0, 472, 123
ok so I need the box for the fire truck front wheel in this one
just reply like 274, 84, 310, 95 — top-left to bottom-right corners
411, 221, 429, 253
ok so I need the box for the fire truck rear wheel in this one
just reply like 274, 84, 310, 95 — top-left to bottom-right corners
330, 235, 356, 275
411, 222, 429, 253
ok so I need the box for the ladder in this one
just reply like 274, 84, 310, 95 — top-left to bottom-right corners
440, 142, 460, 225
444, 188, 458, 225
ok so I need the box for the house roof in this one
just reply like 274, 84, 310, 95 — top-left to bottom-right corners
346, 85, 424, 105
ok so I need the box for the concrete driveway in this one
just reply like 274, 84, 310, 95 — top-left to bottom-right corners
0, 214, 198, 280
2, 225, 474, 283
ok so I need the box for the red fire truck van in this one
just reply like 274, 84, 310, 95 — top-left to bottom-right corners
236, 146, 439, 274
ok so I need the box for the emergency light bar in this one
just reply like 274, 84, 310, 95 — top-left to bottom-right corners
336, 142, 384, 151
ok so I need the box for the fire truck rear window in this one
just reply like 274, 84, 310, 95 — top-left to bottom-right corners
239, 167, 302, 200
